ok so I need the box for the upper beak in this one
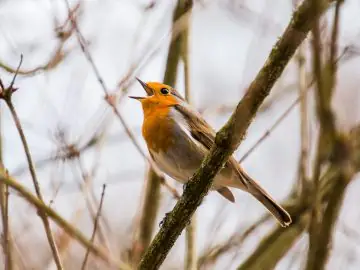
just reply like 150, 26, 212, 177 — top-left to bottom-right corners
129, 77, 154, 101
136, 77, 153, 96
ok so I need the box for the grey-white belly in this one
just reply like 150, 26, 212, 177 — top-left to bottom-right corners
148, 121, 233, 189
150, 133, 205, 184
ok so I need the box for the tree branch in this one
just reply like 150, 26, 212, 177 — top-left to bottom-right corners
0, 172, 131, 270
237, 124, 360, 269
138, 0, 333, 268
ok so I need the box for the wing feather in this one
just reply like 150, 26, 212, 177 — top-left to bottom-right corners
174, 104, 249, 188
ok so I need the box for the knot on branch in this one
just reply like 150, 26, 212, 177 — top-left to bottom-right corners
104, 94, 117, 108
214, 129, 231, 150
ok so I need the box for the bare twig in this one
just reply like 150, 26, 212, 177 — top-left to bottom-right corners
0, 55, 63, 269
76, 156, 111, 252
0, 172, 12, 270
0, 44, 68, 76
81, 184, 107, 270
185, 215, 197, 270
197, 216, 269, 268
297, 42, 310, 195
180, 3, 197, 267
239, 44, 350, 164
0, 172, 131, 269
62, 0, 161, 174
0, 98, 13, 269
132, 169, 164, 264
306, 1, 345, 270
239, 95, 302, 163
237, 123, 360, 269
0, 1, 79, 77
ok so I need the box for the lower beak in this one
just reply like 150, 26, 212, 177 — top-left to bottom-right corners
129, 96, 145, 100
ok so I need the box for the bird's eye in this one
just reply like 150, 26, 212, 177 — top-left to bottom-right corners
160, 88, 169, 95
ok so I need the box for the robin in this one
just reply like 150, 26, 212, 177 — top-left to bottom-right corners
130, 78, 291, 227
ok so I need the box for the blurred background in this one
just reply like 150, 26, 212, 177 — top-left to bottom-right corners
1, 0, 360, 269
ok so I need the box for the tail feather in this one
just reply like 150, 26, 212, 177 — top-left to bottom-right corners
238, 170, 292, 227
217, 187, 235, 203
252, 190, 292, 227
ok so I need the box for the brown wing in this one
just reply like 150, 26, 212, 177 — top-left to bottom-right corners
174, 104, 249, 188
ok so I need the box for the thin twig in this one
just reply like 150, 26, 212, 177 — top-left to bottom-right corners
76, 157, 111, 252
81, 184, 107, 270
0, 172, 130, 269
305, 1, 344, 270
132, 169, 164, 264
0, 97, 13, 269
62, 0, 161, 175
297, 43, 310, 196
0, 2, 79, 77
198, 215, 270, 268
239, 44, 349, 164
239, 95, 302, 163
237, 124, 359, 270
0, 56, 63, 269
181, 2, 197, 268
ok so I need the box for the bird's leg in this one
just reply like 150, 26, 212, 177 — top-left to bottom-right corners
159, 212, 170, 227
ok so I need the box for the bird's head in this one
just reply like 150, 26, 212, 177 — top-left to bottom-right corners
130, 78, 184, 111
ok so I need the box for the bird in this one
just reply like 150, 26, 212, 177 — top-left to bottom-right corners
130, 78, 292, 227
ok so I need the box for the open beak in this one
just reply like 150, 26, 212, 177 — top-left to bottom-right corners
128, 96, 144, 100
129, 77, 153, 101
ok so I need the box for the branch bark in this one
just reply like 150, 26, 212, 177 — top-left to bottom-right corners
138, 0, 333, 269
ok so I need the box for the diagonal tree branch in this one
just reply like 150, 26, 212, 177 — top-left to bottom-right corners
138, 0, 334, 268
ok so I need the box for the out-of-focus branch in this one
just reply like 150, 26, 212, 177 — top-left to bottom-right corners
306, 1, 344, 270
197, 217, 269, 268
115, 1, 194, 104
0, 3, 80, 76
237, 124, 360, 270
0, 43, 68, 76
185, 214, 196, 270
180, 2, 197, 269
0, 172, 131, 270
238, 213, 310, 270
132, 0, 193, 266
297, 42, 310, 195
132, 169, 164, 264
0, 100, 13, 269
63, 0, 150, 166
0, 57, 63, 269
307, 174, 347, 270
139, 1, 333, 268
76, 156, 111, 252
81, 184, 107, 270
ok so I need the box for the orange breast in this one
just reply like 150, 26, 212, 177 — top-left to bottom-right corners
142, 107, 175, 153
